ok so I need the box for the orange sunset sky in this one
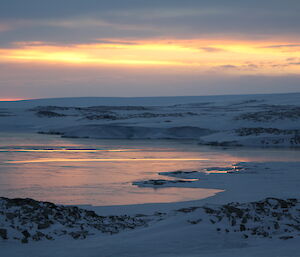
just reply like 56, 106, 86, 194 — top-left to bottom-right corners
0, 0, 299, 99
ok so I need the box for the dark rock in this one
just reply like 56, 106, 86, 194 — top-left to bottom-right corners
241, 217, 248, 224
203, 207, 216, 214
0, 228, 8, 239
177, 207, 199, 213
45, 235, 54, 240
274, 222, 280, 230
69, 231, 88, 239
22, 230, 31, 238
223, 205, 244, 218
21, 238, 28, 244
240, 224, 246, 231
32, 232, 45, 241
5, 212, 16, 220
36, 110, 66, 118
279, 236, 294, 240
38, 222, 51, 230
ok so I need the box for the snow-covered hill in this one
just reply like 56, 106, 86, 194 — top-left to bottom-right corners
0, 93, 299, 147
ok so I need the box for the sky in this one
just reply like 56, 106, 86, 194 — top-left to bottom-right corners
0, 0, 300, 99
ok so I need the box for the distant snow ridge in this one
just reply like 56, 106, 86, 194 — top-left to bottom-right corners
41, 125, 213, 139
0, 198, 147, 243
1, 93, 300, 146
199, 128, 300, 147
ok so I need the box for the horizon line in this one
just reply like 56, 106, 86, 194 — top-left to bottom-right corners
1, 91, 300, 102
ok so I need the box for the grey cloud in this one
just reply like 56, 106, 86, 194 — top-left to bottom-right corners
200, 47, 225, 52
212, 63, 260, 72
217, 65, 238, 70
263, 44, 300, 48
0, 21, 159, 47
1, 0, 299, 20
0, 0, 300, 46
95, 40, 139, 45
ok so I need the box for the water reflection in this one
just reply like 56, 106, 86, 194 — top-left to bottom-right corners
7, 158, 209, 163
0, 149, 139, 152
0, 133, 299, 206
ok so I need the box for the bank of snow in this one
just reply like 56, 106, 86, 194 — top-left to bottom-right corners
0, 93, 299, 147
41, 125, 213, 139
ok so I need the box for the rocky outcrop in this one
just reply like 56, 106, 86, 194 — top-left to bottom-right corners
177, 198, 300, 240
0, 197, 147, 243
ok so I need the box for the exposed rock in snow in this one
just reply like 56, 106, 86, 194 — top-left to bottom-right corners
1, 196, 299, 245
0, 197, 147, 243
36, 111, 67, 118
174, 197, 300, 240
235, 106, 300, 122
235, 127, 300, 136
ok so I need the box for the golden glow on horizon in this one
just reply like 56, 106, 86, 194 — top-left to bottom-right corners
0, 39, 300, 75
0, 98, 24, 101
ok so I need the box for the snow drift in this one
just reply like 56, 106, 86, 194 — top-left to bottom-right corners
42, 125, 214, 139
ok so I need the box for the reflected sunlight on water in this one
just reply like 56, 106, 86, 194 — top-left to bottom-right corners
6, 158, 209, 163
0, 133, 299, 206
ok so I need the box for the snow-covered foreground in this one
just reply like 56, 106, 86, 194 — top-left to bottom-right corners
1, 162, 300, 257
0, 94, 300, 256
1, 196, 300, 257
0, 93, 299, 147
